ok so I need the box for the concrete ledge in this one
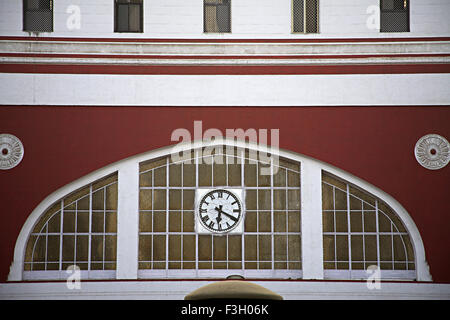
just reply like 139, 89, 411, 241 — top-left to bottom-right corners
1, 280, 449, 300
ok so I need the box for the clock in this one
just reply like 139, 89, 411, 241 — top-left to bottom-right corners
196, 188, 244, 234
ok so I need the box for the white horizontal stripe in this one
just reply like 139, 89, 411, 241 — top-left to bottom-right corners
1, 73, 449, 106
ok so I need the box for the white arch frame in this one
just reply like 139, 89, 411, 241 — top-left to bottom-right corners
8, 139, 432, 281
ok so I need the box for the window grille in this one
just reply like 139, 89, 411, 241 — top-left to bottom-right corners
138, 146, 301, 278
292, 0, 319, 34
23, 0, 53, 32
204, 0, 231, 33
24, 173, 118, 279
380, 0, 409, 32
115, 0, 143, 33
322, 172, 415, 279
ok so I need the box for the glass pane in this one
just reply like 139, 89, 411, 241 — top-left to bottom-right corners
63, 211, 75, 233
169, 190, 181, 210
105, 212, 117, 233
288, 235, 301, 261
244, 211, 257, 232
62, 235, 75, 261
259, 235, 272, 262
228, 235, 242, 261
305, 0, 318, 33
274, 211, 286, 232
273, 167, 286, 187
227, 161, 241, 186
76, 235, 89, 262
244, 163, 257, 187
244, 235, 257, 261
292, 0, 304, 33
153, 235, 166, 261
153, 211, 166, 232
198, 235, 212, 261
169, 211, 181, 232
169, 164, 182, 187
183, 162, 196, 187
258, 211, 271, 232
128, 4, 141, 32
153, 190, 166, 210
139, 171, 152, 187
183, 211, 195, 232
273, 190, 286, 210
105, 184, 118, 210
288, 211, 301, 233
92, 189, 104, 210
323, 235, 335, 266
76, 211, 89, 233
213, 236, 227, 261
183, 235, 195, 261
46, 235, 60, 262
91, 235, 104, 262
198, 163, 212, 186
117, 4, 129, 31
153, 167, 166, 187
169, 235, 181, 261
335, 212, 348, 232
47, 212, 60, 233
258, 190, 271, 210
92, 212, 104, 233
274, 235, 287, 261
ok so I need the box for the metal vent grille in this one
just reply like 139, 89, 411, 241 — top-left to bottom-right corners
292, 0, 319, 34
23, 0, 53, 32
380, 0, 409, 32
204, 0, 231, 33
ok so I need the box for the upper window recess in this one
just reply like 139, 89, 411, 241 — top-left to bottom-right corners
204, 0, 231, 33
23, 0, 53, 32
292, 0, 319, 34
380, 0, 410, 32
115, 0, 144, 33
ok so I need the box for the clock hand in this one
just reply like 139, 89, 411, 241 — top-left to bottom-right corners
219, 209, 239, 222
214, 206, 222, 224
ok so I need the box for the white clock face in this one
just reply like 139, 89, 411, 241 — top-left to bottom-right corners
197, 189, 243, 234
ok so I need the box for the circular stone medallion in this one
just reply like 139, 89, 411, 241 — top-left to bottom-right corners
0, 134, 24, 170
414, 134, 449, 170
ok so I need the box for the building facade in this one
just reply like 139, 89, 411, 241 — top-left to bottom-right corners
0, 0, 449, 299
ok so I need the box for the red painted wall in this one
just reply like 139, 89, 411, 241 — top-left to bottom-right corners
0, 106, 449, 283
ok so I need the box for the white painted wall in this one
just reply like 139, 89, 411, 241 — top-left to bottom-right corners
0, 0, 449, 38
0, 73, 449, 106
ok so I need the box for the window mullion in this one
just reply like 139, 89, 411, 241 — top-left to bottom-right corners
116, 163, 139, 279
300, 160, 324, 279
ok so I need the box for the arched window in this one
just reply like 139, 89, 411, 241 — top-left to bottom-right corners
9, 141, 431, 282
23, 173, 118, 280
137, 146, 301, 279
322, 172, 415, 280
